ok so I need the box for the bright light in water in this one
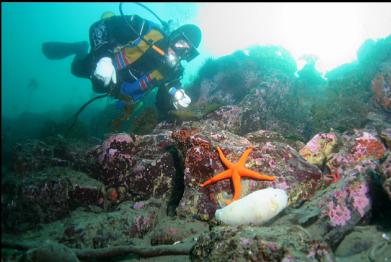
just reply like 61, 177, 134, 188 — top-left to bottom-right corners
195, 3, 391, 73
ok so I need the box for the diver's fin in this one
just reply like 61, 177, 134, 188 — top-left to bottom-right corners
42, 41, 88, 60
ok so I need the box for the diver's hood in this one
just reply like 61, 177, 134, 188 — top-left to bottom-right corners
169, 24, 202, 62
169, 24, 202, 48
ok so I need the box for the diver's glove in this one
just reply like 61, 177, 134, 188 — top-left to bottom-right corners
169, 87, 191, 109
93, 57, 117, 87
120, 75, 153, 102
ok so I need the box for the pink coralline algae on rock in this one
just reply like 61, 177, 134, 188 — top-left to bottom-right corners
350, 182, 370, 217
327, 202, 352, 227
320, 178, 371, 227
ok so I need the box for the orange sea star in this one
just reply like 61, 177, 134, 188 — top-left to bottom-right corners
201, 146, 276, 205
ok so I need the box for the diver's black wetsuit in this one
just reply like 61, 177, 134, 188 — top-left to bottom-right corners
67, 15, 183, 116
73, 15, 182, 94
42, 14, 201, 119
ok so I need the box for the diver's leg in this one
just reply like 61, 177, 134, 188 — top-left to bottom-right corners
71, 52, 92, 79
42, 41, 88, 60
155, 85, 175, 120
42, 41, 91, 79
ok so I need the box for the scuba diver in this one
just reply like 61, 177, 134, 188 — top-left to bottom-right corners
42, 8, 202, 121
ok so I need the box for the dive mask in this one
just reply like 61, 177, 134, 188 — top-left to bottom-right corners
168, 24, 201, 63
169, 33, 199, 62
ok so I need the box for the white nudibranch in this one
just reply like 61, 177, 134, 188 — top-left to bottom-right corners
215, 188, 288, 226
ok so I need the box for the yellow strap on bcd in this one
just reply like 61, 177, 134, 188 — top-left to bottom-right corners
149, 70, 164, 81
114, 29, 165, 65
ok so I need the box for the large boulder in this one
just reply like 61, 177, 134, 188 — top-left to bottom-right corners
7, 136, 96, 175
1, 167, 105, 232
172, 125, 322, 221
273, 172, 374, 249
299, 132, 338, 167
326, 130, 386, 178
88, 132, 178, 202
195, 72, 305, 139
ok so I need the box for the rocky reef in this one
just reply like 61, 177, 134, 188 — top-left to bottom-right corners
2, 35, 391, 261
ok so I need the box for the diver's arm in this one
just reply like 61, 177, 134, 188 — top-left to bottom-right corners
156, 66, 191, 109
89, 20, 114, 62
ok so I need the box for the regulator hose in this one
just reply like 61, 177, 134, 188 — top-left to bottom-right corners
119, 2, 169, 30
